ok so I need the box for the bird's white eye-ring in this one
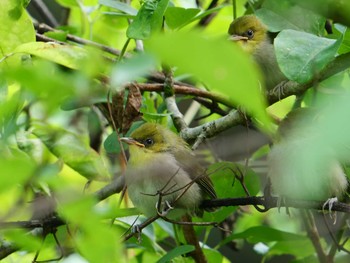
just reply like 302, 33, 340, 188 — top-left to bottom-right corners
144, 138, 154, 147
246, 29, 254, 39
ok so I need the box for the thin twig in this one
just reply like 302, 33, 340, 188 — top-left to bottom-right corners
34, 22, 126, 57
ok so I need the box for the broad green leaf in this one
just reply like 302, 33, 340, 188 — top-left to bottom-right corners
14, 42, 88, 69
104, 131, 123, 154
4, 61, 76, 113
288, 0, 350, 28
44, 31, 68, 42
33, 123, 110, 180
337, 26, 350, 55
202, 162, 260, 222
203, 248, 225, 263
104, 122, 143, 153
268, 239, 316, 259
164, 7, 200, 29
4, 229, 42, 252
99, 0, 137, 16
255, 0, 325, 34
229, 226, 306, 243
59, 196, 123, 263
111, 53, 156, 87
0, 149, 35, 192
275, 29, 341, 83
147, 31, 272, 130
127, 0, 170, 40
0, 90, 24, 140
157, 245, 194, 263
0, 0, 35, 57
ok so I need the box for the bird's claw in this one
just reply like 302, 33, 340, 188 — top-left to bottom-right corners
131, 224, 142, 243
269, 81, 288, 100
323, 197, 338, 224
156, 201, 174, 217
277, 196, 290, 216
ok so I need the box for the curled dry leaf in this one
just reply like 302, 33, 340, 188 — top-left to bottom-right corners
122, 84, 142, 134
112, 89, 125, 131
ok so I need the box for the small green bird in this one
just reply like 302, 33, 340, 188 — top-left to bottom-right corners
228, 15, 287, 91
268, 108, 348, 201
120, 123, 217, 218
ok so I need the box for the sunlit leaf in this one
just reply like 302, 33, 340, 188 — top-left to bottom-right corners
0, 0, 35, 57
4, 229, 42, 252
14, 42, 88, 69
164, 7, 200, 29
0, 148, 35, 192
59, 196, 123, 262
127, 0, 170, 39
33, 123, 110, 180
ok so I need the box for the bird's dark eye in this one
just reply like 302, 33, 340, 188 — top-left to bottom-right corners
144, 138, 154, 147
246, 29, 254, 39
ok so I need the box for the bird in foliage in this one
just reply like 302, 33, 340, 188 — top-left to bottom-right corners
120, 123, 217, 219
228, 15, 287, 92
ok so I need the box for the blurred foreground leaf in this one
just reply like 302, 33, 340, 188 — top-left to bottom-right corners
33, 123, 110, 180
14, 42, 87, 69
147, 31, 272, 130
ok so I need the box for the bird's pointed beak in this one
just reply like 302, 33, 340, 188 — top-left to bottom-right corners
228, 35, 248, 41
120, 137, 145, 147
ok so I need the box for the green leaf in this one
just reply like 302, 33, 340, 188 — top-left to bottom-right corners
104, 122, 144, 154
203, 162, 260, 222
111, 53, 156, 87
0, 148, 36, 192
275, 30, 341, 83
230, 226, 306, 243
255, 0, 325, 34
44, 31, 68, 42
33, 123, 110, 180
14, 42, 88, 69
164, 7, 200, 29
99, 0, 137, 16
4, 61, 77, 113
146, 31, 272, 130
157, 245, 194, 263
104, 131, 122, 154
0, 0, 35, 56
0, 90, 24, 140
269, 239, 316, 259
4, 229, 42, 252
59, 196, 123, 263
337, 26, 350, 55
127, 0, 170, 40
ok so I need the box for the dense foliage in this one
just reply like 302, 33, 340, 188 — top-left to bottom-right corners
1, 0, 350, 262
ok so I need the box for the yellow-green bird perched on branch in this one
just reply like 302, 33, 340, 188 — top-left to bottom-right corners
228, 15, 287, 91
120, 123, 217, 219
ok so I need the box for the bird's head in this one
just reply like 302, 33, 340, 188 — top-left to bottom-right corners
228, 15, 268, 54
120, 123, 187, 165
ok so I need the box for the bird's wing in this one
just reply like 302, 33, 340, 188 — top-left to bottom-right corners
173, 149, 217, 199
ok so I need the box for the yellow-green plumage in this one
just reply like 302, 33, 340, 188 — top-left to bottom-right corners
122, 123, 216, 218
